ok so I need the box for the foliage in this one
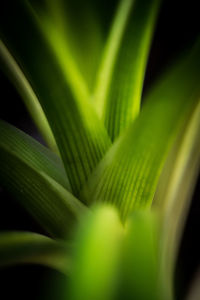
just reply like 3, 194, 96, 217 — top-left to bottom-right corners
0, 0, 200, 299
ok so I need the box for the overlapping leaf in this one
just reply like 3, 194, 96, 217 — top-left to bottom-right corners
0, 119, 70, 190
29, 0, 103, 92
0, 2, 199, 299
0, 120, 88, 238
68, 206, 164, 300
0, 231, 69, 273
94, 0, 134, 115
0, 0, 111, 196
82, 41, 200, 220
94, 0, 161, 140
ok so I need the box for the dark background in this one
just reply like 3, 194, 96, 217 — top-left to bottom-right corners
0, 0, 200, 299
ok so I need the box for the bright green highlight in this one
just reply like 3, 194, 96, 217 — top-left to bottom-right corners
69, 205, 124, 300
94, 0, 134, 116
69, 206, 163, 300
0, 1, 111, 195
41, 19, 90, 104
82, 41, 200, 220
0, 1, 200, 299
95, 0, 161, 140
43, 0, 103, 91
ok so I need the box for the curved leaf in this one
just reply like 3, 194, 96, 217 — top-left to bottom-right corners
0, 119, 70, 191
0, 122, 88, 238
0, 231, 69, 273
94, 0, 161, 140
0, 0, 111, 195
0, 40, 59, 153
82, 41, 200, 220
155, 101, 200, 294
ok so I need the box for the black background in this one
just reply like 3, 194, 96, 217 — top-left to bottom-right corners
0, 0, 200, 299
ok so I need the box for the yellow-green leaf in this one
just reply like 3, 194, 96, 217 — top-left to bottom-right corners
95, 0, 161, 141
82, 41, 200, 220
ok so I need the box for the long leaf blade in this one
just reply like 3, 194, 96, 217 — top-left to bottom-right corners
0, 122, 88, 238
0, 0, 111, 195
0, 231, 68, 273
94, 0, 134, 115
0, 119, 70, 191
0, 40, 59, 153
95, 0, 161, 140
41, 0, 103, 92
155, 101, 200, 294
82, 41, 200, 219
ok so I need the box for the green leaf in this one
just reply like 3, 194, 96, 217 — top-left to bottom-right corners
0, 1, 111, 196
0, 121, 88, 238
0, 40, 59, 153
94, 0, 161, 140
0, 119, 70, 191
155, 101, 200, 295
117, 211, 162, 300
94, 0, 134, 115
0, 231, 69, 273
39, 0, 104, 91
82, 41, 200, 220
68, 205, 123, 300
68, 206, 163, 300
